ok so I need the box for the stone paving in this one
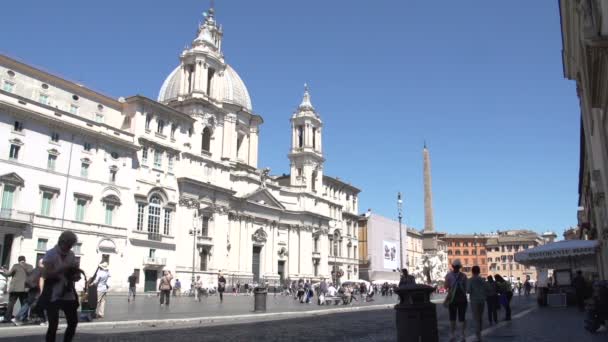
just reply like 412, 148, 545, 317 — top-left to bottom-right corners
0, 295, 544, 341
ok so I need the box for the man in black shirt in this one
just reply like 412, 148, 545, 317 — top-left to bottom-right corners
127, 272, 137, 302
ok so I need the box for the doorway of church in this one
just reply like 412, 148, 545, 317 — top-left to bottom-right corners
252, 246, 261, 283
278, 260, 285, 284
144, 269, 158, 292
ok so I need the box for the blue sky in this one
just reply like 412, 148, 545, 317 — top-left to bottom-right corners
0, 1, 579, 235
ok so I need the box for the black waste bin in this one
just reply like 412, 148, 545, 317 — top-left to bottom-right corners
394, 284, 438, 342
254, 287, 268, 312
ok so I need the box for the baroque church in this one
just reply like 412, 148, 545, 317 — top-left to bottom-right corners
0, 6, 360, 291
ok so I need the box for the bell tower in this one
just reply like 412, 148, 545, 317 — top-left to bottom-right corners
289, 84, 325, 192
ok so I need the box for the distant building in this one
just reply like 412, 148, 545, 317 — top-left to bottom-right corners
445, 234, 488, 277
563, 226, 580, 240
485, 230, 545, 283
358, 211, 423, 283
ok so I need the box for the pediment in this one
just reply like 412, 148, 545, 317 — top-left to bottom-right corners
0, 172, 25, 187
243, 188, 285, 210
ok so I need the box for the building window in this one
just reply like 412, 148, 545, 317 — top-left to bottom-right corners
105, 204, 114, 225
167, 154, 174, 172
109, 169, 117, 183
142, 147, 148, 164
354, 246, 357, 260
153, 150, 162, 168
3, 81, 14, 92
9, 144, 20, 160
201, 215, 210, 237
163, 209, 171, 235
170, 124, 177, 139
136, 203, 145, 231
207, 68, 215, 95
314, 263, 318, 277
84, 142, 92, 151
297, 126, 303, 148
200, 249, 208, 271
51, 132, 59, 142
69, 104, 78, 114
145, 114, 152, 130
202, 127, 211, 152
157, 120, 164, 134
147, 196, 161, 234
80, 162, 89, 178
75, 199, 86, 221
36, 238, 48, 251
13, 121, 23, 132
47, 154, 57, 171
314, 237, 319, 252
1, 185, 16, 213
40, 192, 53, 216
95, 113, 104, 123
236, 134, 244, 159
39, 94, 49, 105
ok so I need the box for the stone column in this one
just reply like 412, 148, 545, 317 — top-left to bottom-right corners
423, 145, 435, 232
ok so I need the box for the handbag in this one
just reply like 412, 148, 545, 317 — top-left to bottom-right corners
443, 287, 454, 308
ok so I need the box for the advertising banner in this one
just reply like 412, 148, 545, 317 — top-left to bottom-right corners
382, 240, 399, 270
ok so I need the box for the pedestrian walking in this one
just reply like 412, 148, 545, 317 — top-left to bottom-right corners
91, 262, 110, 319
236, 281, 241, 295
218, 272, 226, 302
159, 271, 173, 306
523, 275, 532, 297
495, 275, 512, 321
193, 276, 202, 301
485, 275, 499, 325
467, 266, 486, 342
0, 255, 33, 323
572, 270, 587, 311
40, 230, 80, 342
13, 258, 47, 326
319, 278, 328, 305
127, 272, 137, 302
444, 259, 468, 342
173, 279, 181, 297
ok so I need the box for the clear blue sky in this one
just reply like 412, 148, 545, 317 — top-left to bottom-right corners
0, 1, 579, 235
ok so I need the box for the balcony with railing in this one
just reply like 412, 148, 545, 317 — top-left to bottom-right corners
143, 256, 166, 267
0, 209, 34, 226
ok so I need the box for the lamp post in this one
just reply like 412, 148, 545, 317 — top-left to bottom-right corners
397, 192, 404, 270
189, 213, 200, 286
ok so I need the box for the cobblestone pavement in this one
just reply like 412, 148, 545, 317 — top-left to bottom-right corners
0, 295, 544, 341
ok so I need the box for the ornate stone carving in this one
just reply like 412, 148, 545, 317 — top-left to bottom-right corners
278, 246, 288, 257
179, 197, 200, 209
252, 228, 267, 243
260, 167, 271, 188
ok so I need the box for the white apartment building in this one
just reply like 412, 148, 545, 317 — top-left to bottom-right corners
0, 7, 360, 292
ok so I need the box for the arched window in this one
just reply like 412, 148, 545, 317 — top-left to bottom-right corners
311, 170, 318, 192
455, 250, 461, 256
148, 195, 162, 234
201, 127, 211, 152
463, 250, 469, 256
297, 126, 304, 148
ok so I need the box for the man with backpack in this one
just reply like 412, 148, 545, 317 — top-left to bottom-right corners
1, 256, 33, 323
444, 259, 468, 342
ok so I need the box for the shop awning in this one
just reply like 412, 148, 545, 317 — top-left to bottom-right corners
514, 240, 599, 269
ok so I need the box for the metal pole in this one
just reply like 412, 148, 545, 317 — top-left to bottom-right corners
398, 192, 403, 270
192, 214, 197, 285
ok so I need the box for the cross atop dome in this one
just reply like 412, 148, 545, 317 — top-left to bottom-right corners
193, 1, 223, 53
299, 83, 315, 111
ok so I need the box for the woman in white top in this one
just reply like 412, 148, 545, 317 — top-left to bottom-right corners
92, 262, 110, 318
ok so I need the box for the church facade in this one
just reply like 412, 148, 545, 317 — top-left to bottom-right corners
0, 7, 360, 291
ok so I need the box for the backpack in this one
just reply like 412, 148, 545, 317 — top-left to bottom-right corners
452, 273, 467, 304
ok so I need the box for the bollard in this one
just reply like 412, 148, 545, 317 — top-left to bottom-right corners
253, 287, 268, 312
394, 284, 438, 342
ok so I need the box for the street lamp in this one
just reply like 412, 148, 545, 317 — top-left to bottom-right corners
397, 192, 404, 270
189, 213, 201, 286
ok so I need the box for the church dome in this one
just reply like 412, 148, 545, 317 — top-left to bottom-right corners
157, 64, 252, 111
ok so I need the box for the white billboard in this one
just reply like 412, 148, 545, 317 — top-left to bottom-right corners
383, 240, 399, 270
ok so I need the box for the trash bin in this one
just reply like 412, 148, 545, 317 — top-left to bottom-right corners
394, 284, 438, 342
253, 287, 268, 312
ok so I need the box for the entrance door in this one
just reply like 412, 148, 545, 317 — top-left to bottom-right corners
252, 246, 261, 283
278, 261, 285, 284
1, 234, 13, 268
144, 270, 158, 292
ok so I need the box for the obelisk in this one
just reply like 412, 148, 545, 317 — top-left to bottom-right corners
423, 143, 435, 232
